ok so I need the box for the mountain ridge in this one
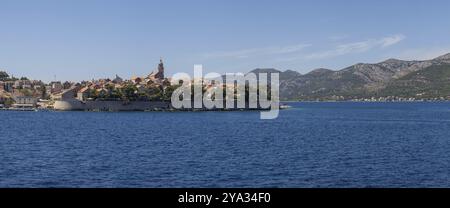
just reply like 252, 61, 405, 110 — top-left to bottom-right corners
249, 53, 450, 101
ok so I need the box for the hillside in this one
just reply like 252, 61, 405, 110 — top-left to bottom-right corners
266, 53, 450, 101
377, 64, 450, 99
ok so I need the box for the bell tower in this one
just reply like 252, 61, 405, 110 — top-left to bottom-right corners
155, 58, 164, 80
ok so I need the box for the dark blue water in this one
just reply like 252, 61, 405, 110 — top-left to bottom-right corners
1, 102, 450, 187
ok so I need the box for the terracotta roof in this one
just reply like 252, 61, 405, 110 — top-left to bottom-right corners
79, 87, 90, 93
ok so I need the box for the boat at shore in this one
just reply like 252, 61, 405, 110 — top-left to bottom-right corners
280, 104, 292, 109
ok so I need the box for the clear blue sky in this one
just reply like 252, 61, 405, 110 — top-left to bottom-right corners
1, 0, 450, 82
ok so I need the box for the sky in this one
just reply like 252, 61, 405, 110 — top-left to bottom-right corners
1, 0, 450, 82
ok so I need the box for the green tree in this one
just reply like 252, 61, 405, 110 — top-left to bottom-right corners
0, 71, 9, 81
4, 98, 14, 107
163, 85, 180, 101
147, 86, 163, 101
89, 89, 99, 100
20, 89, 33, 96
110, 88, 123, 100
40, 85, 48, 99
121, 84, 138, 101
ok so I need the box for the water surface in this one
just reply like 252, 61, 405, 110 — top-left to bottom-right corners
1, 102, 450, 187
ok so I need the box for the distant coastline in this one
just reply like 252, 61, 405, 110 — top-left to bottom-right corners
2, 53, 450, 111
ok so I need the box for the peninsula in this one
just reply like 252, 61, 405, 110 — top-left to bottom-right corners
2, 53, 450, 111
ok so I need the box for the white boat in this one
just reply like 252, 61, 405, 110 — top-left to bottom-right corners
280, 104, 292, 109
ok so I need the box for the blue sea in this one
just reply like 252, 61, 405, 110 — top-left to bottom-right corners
1, 102, 450, 187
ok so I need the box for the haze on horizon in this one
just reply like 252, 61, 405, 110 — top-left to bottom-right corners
1, 0, 450, 82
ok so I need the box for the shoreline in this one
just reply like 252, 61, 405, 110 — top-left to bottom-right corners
283, 100, 450, 103
0, 108, 279, 113
2, 100, 449, 112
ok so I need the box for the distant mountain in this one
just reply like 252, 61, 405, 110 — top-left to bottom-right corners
249, 68, 302, 81
250, 53, 450, 101
377, 63, 450, 99
250, 68, 281, 74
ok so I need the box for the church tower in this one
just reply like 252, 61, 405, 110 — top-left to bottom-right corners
155, 58, 164, 80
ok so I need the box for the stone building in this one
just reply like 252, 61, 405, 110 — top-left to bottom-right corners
13, 96, 37, 108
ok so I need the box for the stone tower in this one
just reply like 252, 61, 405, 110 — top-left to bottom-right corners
155, 58, 164, 80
